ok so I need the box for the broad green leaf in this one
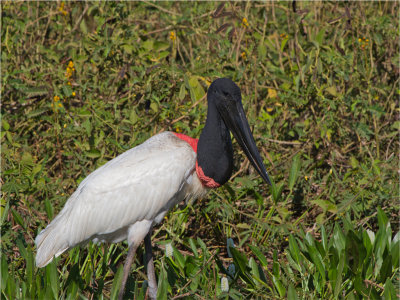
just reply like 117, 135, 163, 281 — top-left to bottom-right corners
172, 246, 185, 270
272, 275, 285, 298
187, 76, 205, 102
157, 266, 168, 300
2, 119, 10, 131
287, 284, 298, 300
383, 278, 396, 300
288, 235, 301, 266
288, 154, 301, 191
249, 245, 268, 268
110, 265, 123, 300
44, 198, 54, 219
188, 238, 198, 257
178, 83, 186, 101
377, 207, 389, 230
333, 223, 345, 254
333, 250, 345, 298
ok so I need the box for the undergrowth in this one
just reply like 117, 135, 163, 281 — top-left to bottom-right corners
1, 1, 399, 299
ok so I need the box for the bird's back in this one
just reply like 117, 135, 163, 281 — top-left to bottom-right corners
35, 131, 206, 267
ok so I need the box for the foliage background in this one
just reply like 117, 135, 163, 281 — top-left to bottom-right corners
1, 1, 399, 299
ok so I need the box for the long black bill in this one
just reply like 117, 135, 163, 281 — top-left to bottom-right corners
219, 101, 272, 185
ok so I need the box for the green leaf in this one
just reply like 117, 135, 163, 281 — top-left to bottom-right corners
272, 275, 285, 297
188, 238, 198, 257
26, 108, 49, 118
383, 278, 396, 300
306, 242, 326, 282
44, 198, 54, 219
153, 41, 169, 52
187, 76, 205, 102
333, 223, 345, 254
288, 235, 301, 266
46, 261, 59, 298
172, 246, 185, 270
2, 119, 10, 131
379, 253, 392, 283
321, 225, 328, 251
80, 18, 88, 34
249, 245, 268, 268
249, 257, 260, 285
110, 265, 123, 300
85, 149, 101, 158
1, 255, 8, 292
157, 266, 168, 300
333, 250, 345, 298
288, 154, 301, 191
315, 27, 326, 46
377, 207, 388, 230
129, 109, 138, 124
62, 85, 73, 97
11, 209, 26, 230
150, 102, 159, 113
230, 247, 254, 287
258, 43, 266, 59
271, 181, 284, 204
280, 37, 289, 52
287, 284, 298, 300
178, 83, 186, 101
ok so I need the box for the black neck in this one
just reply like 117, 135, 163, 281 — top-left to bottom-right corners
197, 101, 233, 185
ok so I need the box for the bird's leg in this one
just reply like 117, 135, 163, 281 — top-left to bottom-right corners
117, 243, 139, 300
144, 232, 157, 300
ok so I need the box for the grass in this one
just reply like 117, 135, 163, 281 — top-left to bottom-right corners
1, 1, 399, 299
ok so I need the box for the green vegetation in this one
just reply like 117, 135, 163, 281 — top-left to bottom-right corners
2, 1, 399, 299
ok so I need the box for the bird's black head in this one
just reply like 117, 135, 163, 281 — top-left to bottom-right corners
207, 78, 242, 112
205, 78, 272, 185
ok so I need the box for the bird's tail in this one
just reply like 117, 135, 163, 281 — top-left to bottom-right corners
35, 215, 69, 268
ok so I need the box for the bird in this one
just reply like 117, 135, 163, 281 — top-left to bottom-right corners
35, 78, 271, 300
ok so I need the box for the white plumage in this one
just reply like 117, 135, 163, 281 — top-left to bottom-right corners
35, 131, 207, 267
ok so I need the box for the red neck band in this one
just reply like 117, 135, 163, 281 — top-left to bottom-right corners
173, 132, 221, 188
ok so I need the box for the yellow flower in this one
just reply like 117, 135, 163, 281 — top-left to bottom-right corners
241, 51, 246, 59
72, 92, 76, 97
242, 18, 249, 27
358, 38, 362, 42
68, 61, 74, 68
266, 107, 273, 112
53, 95, 60, 102
58, 103, 63, 107
63, 124, 67, 128
242, 17, 249, 28
305, 175, 309, 181
58, 2, 68, 16
329, 169, 333, 175
169, 31, 176, 41
268, 88, 277, 99
275, 102, 282, 107
67, 81, 71, 85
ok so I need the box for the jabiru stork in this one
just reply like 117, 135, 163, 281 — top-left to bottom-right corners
35, 78, 271, 299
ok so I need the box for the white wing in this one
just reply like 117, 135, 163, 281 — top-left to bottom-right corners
35, 131, 198, 267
